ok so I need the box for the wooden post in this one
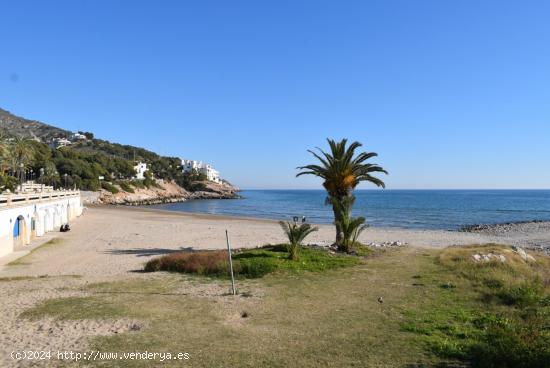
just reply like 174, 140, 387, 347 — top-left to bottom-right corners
225, 230, 237, 296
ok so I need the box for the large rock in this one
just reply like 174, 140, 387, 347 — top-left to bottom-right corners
97, 180, 240, 205
187, 181, 240, 200
99, 181, 189, 205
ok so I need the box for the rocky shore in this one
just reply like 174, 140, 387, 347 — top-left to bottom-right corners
82, 180, 240, 206
459, 220, 550, 253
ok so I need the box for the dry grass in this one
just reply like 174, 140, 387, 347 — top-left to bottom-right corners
23, 247, 438, 367
437, 244, 550, 291
144, 250, 229, 275
19, 245, 550, 367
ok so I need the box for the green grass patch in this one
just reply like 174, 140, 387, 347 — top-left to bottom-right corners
401, 244, 550, 367
145, 245, 361, 278
352, 242, 375, 256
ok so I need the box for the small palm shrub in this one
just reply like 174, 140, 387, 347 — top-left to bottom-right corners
332, 196, 368, 253
279, 221, 318, 260
338, 215, 368, 253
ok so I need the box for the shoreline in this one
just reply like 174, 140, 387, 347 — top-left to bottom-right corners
92, 203, 550, 233
88, 203, 280, 224
3, 204, 549, 279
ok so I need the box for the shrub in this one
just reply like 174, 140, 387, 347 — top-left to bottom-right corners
130, 180, 145, 189
189, 182, 206, 192
469, 310, 550, 368
81, 179, 101, 191
117, 181, 135, 193
0, 174, 19, 192
145, 251, 228, 276
497, 280, 548, 307
145, 246, 361, 278
235, 258, 277, 278
331, 196, 368, 253
279, 221, 318, 260
101, 181, 119, 194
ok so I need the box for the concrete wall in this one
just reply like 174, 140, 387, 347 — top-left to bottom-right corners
0, 195, 82, 258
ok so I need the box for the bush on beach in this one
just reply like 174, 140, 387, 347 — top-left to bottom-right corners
144, 245, 361, 278
145, 251, 229, 276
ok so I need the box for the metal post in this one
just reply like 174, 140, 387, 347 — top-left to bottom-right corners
225, 230, 237, 296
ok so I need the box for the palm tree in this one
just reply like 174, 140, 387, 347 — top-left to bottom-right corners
297, 138, 387, 248
279, 221, 318, 260
0, 132, 7, 173
331, 195, 369, 252
9, 137, 34, 183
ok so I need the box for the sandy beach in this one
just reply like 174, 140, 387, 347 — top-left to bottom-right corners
1, 206, 549, 367
0, 205, 528, 279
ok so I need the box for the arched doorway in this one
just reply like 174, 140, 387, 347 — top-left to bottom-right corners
13, 215, 26, 247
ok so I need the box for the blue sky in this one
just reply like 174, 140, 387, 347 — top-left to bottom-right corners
1, 1, 549, 189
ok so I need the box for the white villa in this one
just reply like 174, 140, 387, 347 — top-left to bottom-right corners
70, 132, 87, 141
49, 137, 72, 149
182, 159, 221, 183
134, 162, 147, 180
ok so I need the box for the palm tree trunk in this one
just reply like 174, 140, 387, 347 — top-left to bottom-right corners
331, 199, 344, 247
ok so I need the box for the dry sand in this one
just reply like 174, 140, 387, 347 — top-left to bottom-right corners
0, 205, 547, 367
0, 205, 519, 278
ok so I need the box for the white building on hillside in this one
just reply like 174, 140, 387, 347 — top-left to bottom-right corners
182, 159, 221, 184
70, 132, 87, 141
134, 162, 147, 180
49, 137, 72, 149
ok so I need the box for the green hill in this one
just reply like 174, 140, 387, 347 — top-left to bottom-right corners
0, 107, 203, 192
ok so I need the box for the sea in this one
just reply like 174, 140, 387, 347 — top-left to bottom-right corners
149, 190, 550, 230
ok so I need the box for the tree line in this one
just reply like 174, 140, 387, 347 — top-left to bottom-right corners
0, 135, 206, 193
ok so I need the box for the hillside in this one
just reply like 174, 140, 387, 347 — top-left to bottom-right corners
0, 108, 69, 141
0, 107, 239, 201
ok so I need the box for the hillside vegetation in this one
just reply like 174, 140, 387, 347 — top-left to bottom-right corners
0, 107, 214, 193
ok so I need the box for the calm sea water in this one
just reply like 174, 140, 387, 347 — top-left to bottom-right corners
150, 190, 550, 230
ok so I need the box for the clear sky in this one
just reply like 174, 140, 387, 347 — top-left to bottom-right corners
1, 1, 549, 189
